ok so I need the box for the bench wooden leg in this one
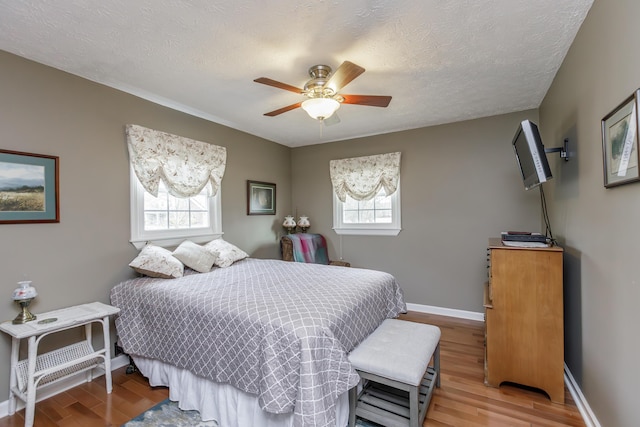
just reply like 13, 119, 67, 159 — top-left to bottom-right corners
348, 384, 357, 427
435, 343, 441, 388
410, 384, 420, 427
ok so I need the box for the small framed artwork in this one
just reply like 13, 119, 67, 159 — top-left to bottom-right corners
0, 149, 59, 224
602, 89, 640, 188
247, 180, 276, 215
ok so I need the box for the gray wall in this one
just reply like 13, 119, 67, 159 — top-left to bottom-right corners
539, 0, 639, 425
291, 110, 543, 312
0, 51, 291, 402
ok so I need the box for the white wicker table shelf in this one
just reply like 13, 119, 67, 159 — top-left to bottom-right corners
0, 302, 120, 427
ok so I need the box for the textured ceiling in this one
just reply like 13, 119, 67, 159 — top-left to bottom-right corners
0, 0, 593, 147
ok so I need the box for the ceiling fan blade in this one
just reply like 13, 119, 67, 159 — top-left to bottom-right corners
341, 95, 392, 107
325, 61, 365, 93
264, 102, 302, 117
254, 77, 304, 94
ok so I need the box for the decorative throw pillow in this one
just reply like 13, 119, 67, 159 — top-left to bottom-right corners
204, 238, 249, 268
129, 244, 184, 279
173, 240, 217, 273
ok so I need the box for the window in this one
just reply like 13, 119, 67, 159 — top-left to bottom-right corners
144, 181, 209, 230
333, 182, 401, 236
126, 124, 226, 249
130, 173, 221, 249
330, 152, 401, 236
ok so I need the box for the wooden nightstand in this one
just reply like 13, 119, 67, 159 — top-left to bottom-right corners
0, 302, 120, 427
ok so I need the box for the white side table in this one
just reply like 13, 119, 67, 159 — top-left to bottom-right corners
0, 301, 120, 427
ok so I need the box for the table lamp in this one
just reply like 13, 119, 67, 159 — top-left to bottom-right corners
283, 215, 296, 233
12, 280, 37, 324
297, 216, 311, 233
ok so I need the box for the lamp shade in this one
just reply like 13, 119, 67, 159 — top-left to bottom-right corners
301, 98, 340, 120
12, 281, 37, 300
283, 215, 296, 228
297, 216, 310, 228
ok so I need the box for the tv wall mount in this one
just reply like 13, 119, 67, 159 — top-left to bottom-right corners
545, 138, 569, 161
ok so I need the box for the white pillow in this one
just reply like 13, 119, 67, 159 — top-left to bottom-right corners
204, 238, 249, 268
129, 244, 184, 279
173, 240, 217, 273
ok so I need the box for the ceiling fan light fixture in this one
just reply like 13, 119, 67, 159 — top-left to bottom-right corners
301, 97, 340, 121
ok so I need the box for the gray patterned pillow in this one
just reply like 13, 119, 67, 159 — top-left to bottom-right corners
129, 244, 184, 278
204, 238, 249, 268
173, 240, 217, 273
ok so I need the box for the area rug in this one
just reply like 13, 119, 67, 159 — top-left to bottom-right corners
123, 399, 381, 427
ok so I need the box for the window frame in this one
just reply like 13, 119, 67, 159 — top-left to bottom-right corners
332, 181, 401, 236
129, 167, 222, 249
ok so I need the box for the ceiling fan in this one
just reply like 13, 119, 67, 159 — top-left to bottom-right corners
254, 61, 392, 123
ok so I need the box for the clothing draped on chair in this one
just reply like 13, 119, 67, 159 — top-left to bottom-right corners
286, 234, 330, 265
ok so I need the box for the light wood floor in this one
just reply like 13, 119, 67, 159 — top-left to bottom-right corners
0, 312, 585, 427
399, 312, 585, 426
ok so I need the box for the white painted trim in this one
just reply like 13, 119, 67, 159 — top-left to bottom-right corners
130, 233, 223, 250
0, 398, 8, 420
333, 227, 401, 236
405, 302, 485, 322
564, 363, 601, 427
332, 181, 402, 237
0, 354, 129, 418
111, 353, 131, 371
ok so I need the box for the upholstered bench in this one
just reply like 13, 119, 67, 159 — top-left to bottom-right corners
348, 319, 441, 427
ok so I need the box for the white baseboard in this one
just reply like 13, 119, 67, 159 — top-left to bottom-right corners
0, 397, 10, 420
111, 353, 131, 371
406, 302, 485, 322
564, 364, 601, 427
0, 354, 130, 418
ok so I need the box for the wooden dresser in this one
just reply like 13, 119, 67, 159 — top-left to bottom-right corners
484, 238, 564, 403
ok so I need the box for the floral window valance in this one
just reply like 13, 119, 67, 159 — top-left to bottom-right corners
329, 152, 401, 202
126, 124, 227, 198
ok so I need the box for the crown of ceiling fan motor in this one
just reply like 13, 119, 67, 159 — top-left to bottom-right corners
300, 64, 343, 120
304, 64, 338, 98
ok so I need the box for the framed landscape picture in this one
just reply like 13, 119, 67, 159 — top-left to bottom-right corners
247, 180, 276, 215
602, 90, 640, 188
0, 149, 59, 224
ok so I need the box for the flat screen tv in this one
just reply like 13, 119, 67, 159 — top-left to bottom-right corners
512, 120, 553, 190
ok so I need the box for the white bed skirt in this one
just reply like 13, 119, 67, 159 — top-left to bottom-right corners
133, 355, 349, 427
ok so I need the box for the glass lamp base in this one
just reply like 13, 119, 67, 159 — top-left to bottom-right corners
13, 299, 37, 324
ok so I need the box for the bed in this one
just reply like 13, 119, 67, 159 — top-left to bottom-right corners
110, 257, 406, 427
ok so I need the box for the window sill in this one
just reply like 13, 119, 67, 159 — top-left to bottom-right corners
130, 233, 223, 249
333, 227, 401, 236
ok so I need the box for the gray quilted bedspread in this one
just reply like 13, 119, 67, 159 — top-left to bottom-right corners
110, 258, 406, 427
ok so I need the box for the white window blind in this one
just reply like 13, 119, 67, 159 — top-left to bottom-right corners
330, 152, 401, 202
126, 124, 226, 198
